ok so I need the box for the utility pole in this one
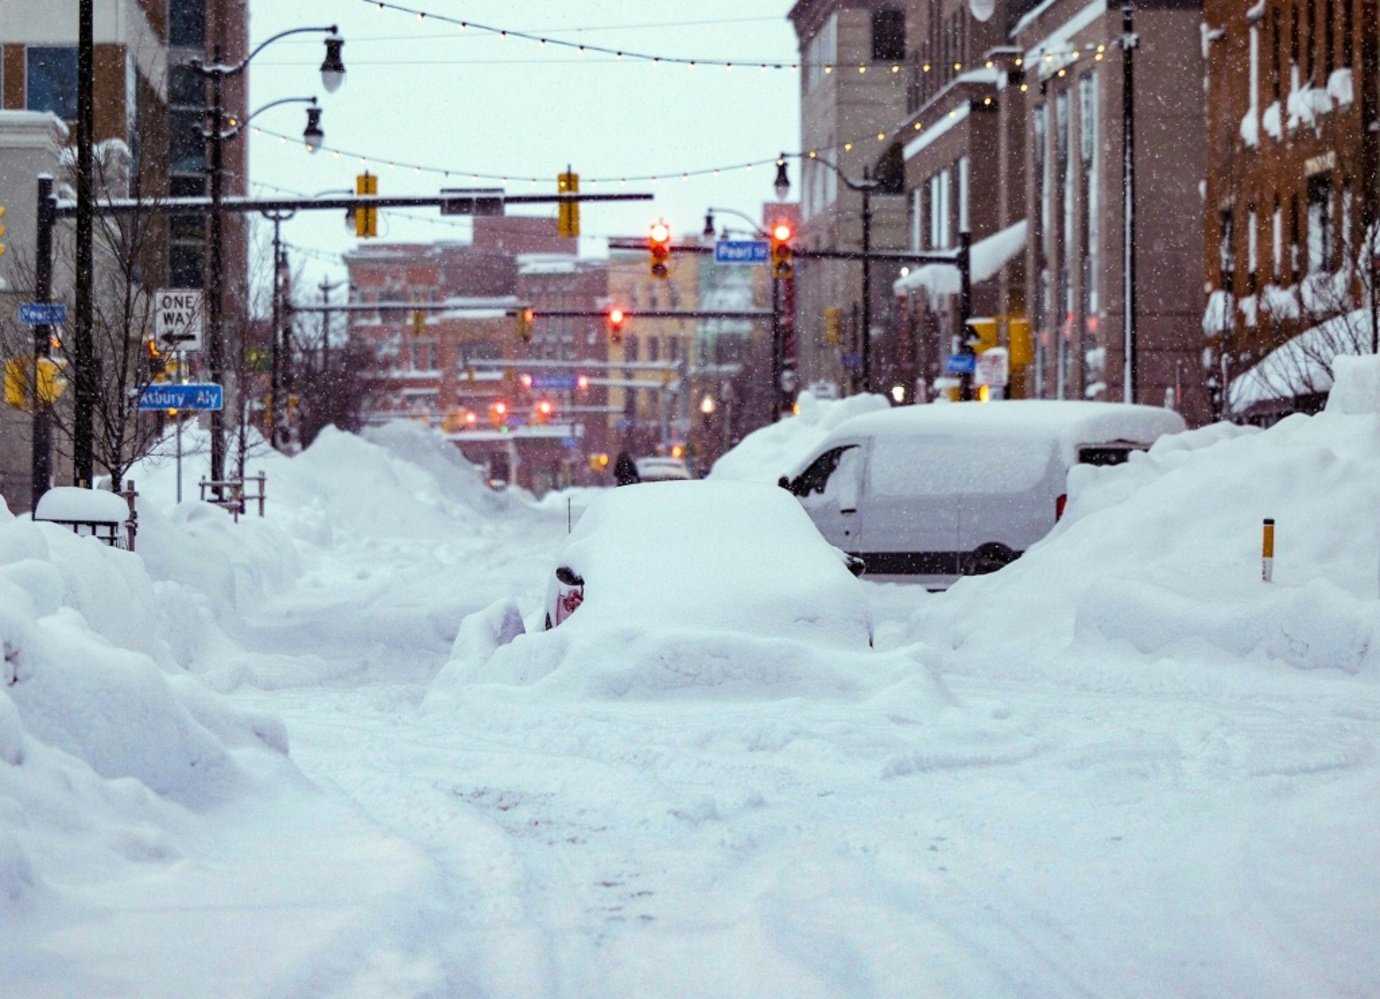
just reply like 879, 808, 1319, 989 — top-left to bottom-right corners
73, 0, 94, 486
31, 176, 55, 512
1122, 0, 1139, 403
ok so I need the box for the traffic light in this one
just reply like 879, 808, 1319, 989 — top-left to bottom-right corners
770, 221, 794, 280
0, 204, 7, 256
823, 306, 842, 346
607, 306, 626, 343
489, 399, 508, 427
355, 171, 378, 238
411, 309, 425, 336
516, 306, 534, 342
533, 398, 553, 424
648, 220, 671, 279
557, 170, 580, 238
144, 337, 166, 378
964, 317, 999, 353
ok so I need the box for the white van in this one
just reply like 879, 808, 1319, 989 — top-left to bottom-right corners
778, 400, 1186, 587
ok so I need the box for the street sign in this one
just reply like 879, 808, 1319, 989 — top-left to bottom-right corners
946, 353, 977, 375
976, 347, 1010, 388
531, 372, 577, 390
440, 188, 504, 216
840, 352, 862, 370
713, 240, 770, 265
154, 289, 204, 352
137, 382, 223, 411
18, 302, 67, 325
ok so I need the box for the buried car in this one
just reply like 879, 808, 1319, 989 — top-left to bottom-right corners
542, 479, 872, 648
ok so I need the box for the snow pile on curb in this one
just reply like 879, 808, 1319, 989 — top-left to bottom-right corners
0, 508, 289, 916
909, 357, 1380, 680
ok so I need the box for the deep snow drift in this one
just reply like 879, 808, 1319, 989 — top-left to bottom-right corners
0, 364, 1378, 995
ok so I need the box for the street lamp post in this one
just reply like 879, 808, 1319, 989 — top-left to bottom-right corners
190, 26, 344, 486
775, 152, 881, 395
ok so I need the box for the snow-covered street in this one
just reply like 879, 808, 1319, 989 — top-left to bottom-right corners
4, 369, 1380, 995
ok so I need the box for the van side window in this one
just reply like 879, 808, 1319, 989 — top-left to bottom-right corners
792, 445, 858, 497
1077, 444, 1137, 467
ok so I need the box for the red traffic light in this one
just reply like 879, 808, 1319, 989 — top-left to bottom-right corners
770, 221, 795, 280
648, 221, 671, 279
607, 307, 626, 342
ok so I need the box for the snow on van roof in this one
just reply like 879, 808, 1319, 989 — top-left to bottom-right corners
821, 400, 1186, 453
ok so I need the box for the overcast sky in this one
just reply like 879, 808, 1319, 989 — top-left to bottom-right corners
246, 1, 801, 298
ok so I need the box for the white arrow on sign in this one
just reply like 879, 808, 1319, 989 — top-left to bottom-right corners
154, 289, 204, 353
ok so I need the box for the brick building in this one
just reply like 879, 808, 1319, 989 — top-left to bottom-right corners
0, 0, 249, 509
343, 217, 613, 492
1203, 0, 1379, 421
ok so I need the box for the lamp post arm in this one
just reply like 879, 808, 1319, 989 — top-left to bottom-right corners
193, 24, 339, 77
707, 206, 767, 238
795, 151, 881, 193
243, 95, 315, 127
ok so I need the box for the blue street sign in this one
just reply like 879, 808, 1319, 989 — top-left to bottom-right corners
946, 353, 977, 375
713, 240, 770, 265
531, 373, 577, 390
18, 302, 67, 325
840, 352, 862, 370
137, 382, 223, 411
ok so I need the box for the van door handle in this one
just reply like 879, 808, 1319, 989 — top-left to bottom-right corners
840, 507, 856, 515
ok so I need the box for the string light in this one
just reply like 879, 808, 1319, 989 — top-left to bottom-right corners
362, 0, 802, 70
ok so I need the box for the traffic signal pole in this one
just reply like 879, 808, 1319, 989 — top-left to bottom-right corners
31, 175, 55, 513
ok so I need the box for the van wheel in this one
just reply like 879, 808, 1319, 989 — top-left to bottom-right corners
962, 543, 1017, 576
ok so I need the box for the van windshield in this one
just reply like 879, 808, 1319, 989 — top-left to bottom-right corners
867, 435, 1055, 496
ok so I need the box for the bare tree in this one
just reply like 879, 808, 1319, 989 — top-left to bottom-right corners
0, 142, 172, 489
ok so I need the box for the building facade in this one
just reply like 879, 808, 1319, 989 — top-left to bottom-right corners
343, 218, 615, 492
788, 0, 912, 397
0, 0, 250, 509
1203, 0, 1379, 421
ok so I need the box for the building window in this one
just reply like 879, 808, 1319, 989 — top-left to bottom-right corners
1270, 7, 1283, 100
1079, 74, 1100, 316
1289, 193, 1301, 280
1272, 198, 1283, 279
1219, 209, 1235, 293
169, 0, 207, 48
928, 170, 950, 249
1247, 205, 1259, 293
1305, 0, 1315, 78
1306, 172, 1331, 272
26, 47, 79, 120
1342, 0, 1354, 66
957, 156, 970, 234
871, 8, 906, 62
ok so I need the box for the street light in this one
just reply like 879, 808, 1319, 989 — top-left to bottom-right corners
189, 24, 345, 487
774, 151, 881, 395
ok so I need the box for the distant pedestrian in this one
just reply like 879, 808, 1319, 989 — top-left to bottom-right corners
614, 451, 640, 486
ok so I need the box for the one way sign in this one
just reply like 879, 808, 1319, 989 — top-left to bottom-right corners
154, 289, 204, 353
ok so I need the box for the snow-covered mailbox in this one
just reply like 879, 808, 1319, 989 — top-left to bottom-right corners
32, 485, 137, 551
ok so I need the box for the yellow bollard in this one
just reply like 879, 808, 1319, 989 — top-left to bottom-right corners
1262, 518, 1275, 582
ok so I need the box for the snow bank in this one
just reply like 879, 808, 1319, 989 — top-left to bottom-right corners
0, 513, 290, 921
909, 358, 1380, 681
708, 389, 890, 483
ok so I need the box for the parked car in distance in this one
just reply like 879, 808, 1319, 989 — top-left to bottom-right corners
778, 400, 1186, 588
634, 457, 692, 482
543, 480, 872, 647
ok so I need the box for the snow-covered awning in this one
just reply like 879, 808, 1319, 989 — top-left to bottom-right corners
892, 220, 1027, 299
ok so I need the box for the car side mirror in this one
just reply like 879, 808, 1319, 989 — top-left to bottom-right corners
845, 554, 866, 577
555, 565, 584, 587
778, 475, 790, 490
